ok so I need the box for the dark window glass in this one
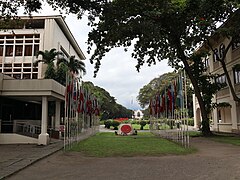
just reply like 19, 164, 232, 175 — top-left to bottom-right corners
32, 73, 38, 79
213, 48, 218, 62
23, 63, 31, 67
14, 63, 22, 67
23, 68, 31, 72
15, 45, 23, 56
25, 34, 33, 39
16, 40, 23, 43
16, 35, 24, 39
24, 45, 32, 56
0, 45, 3, 56
14, 69, 21, 72
23, 74, 31, 79
219, 44, 225, 59
13, 74, 21, 79
34, 45, 39, 56
4, 63, 12, 67
25, 40, 33, 43
4, 69, 12, 72
234, 70, 240, 84
25, 19, 45, 29
5, 46, 13, 56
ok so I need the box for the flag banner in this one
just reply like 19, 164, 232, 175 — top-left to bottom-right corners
64, 72, 100, 151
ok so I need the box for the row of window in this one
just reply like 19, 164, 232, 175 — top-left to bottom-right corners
4, 73, 38, 79
0, 19, 45, 30
0, 44, 39, 57
0, 34, 40, 40
215, 69, 240, 87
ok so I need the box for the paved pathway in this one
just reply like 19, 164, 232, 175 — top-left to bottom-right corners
1, 127, 240, 180
0, 140, 63, 179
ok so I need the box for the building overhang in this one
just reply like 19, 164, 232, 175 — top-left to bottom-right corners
0, 77, 65, 102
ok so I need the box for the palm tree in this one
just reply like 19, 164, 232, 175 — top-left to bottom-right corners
34, 48, 65, 79
57, 55, 86, 77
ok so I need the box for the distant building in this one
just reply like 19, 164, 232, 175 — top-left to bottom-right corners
132, 110, 144, 120
0, 15, 86, 145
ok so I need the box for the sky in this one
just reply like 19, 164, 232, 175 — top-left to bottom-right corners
22, 3, 173, 110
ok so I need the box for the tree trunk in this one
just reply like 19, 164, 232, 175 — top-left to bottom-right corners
182, 59, 211, 136
175, 39, 212, 136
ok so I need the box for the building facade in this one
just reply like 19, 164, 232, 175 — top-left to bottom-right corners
193, 35, 240, 133
0, 16, 86, 145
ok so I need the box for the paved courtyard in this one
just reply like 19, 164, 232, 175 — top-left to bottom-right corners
5, 136, 240, 180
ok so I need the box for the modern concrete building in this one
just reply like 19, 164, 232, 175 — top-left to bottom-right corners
193, 33, 240, 133
0, 15, 86, 145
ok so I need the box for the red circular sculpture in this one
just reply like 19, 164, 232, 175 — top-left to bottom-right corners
121, 124, 132, 134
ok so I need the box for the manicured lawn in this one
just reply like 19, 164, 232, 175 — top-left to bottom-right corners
131, 124, 149, 130
70, 132, 196, 157
209, 135, 240, 146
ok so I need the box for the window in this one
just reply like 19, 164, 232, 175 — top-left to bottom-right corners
234, 69, 240, 84
25, 40, 33, 43
34, 45, 39, 56
0, 45, 3, 56
4, 68, 12, 72
25, 19, 45, 29
14, 69, 21, 72
23, 63, 31, 67
32, 74, 38, 79
219, 43, 225, 59
4, 64, 12, 67
23, 74, 31, 79
216, 74, 227, 87
13, 74, 21, 79
232, 38, 240, 50
5, 45, 13, 56
16, 40, 23, 43
15, 45, 23, 56
24, 45, 32, 56
213, 48, 219, 62
16, 35, 23, 39
204, 57, 209, 68
14, 63, 22, 67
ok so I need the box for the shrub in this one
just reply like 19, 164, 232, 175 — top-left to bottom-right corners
140, 120, 147, 130
131, 120, 137, 124
112, 120, 120, 130
104, 120, 112, 129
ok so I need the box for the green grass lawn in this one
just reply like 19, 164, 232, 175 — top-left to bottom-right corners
70, 132, 196, 157
209, 135, 240, 146
131, 124, 149, 130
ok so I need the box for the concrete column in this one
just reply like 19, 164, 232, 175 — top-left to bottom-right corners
38, 96, 49, 145
55, 101, 61, 131
231, 100, 238, 132
193, 94, 198, 129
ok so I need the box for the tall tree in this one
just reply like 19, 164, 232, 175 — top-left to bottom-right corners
5, 0, 240, 135
57, 55, 86, 77
137, 72, 177, 108
83, 0, 240, 135
34, 48, 64, 79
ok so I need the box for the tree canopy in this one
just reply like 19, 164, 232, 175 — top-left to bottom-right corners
83, 81, 132, 120
3, 0, 240, 135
